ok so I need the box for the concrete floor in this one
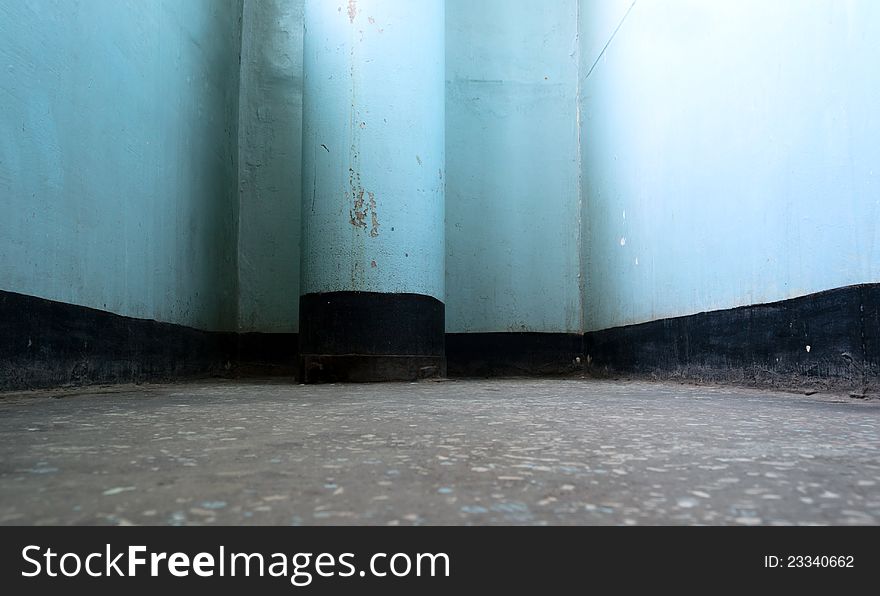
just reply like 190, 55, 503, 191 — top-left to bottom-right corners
0, 379, 878, 525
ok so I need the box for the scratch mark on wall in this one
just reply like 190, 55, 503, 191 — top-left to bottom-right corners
583, 0, 637, 83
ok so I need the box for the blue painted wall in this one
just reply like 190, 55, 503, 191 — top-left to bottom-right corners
580, 0, 880, 331
237, 0, 303, 333
301, 0, 446, 301
241, 0, 585, 333
4, 0, 878, 339
445, 0, 582, 333
0, 0, 242, 331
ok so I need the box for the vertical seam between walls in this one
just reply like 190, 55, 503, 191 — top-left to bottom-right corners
234, 0, 247, 335
580, 0, 638, 335
575, 0, 585, 337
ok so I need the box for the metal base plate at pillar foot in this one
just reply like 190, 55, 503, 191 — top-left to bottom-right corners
300, 354, 446, 384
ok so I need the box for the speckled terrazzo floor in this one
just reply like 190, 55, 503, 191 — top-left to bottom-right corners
0, 378, 878, 525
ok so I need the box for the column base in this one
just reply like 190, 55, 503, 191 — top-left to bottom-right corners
299, 291, 446, 383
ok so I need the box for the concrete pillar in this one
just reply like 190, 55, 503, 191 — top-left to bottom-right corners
300, 0, 445, 382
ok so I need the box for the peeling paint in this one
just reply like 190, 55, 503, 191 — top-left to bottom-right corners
369, 192, 379, 237
367, 14, 383, 33
350, 188, 367, 229
347, 0, 357, 23
348, 181, 379, 239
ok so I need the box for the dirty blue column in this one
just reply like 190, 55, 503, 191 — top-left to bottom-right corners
299, 0, 445, 382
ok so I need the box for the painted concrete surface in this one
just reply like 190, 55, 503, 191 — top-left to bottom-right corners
4, 0, 878, 340
301, 0, 445, 300
445, 0, 581, 333
580, 0, 880, 332
237, 0, 304, 334
0, 379, 877, 525
0, 0, 243, 332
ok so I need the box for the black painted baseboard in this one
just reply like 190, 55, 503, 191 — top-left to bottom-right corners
3, 284, 878, 392
446, 332, 583, 377
0, 290, 303, 391
299, 291, 445, 383
236, 332, 299, 377
584, 284, 880, 393
0, 290, 237, 391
